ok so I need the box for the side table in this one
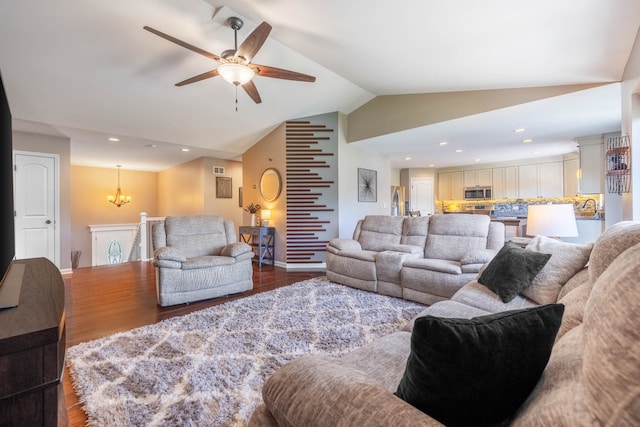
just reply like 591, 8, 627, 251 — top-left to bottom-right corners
239, 226, 275, 267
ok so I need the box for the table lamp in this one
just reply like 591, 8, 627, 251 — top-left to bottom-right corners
526, 204, 578, 238
261, 209, 271, 227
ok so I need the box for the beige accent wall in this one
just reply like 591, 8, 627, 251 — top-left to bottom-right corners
157, 157, 244, 227
70, 165, 157, 268
348, 83, 610, 143
242, 124, 286, 263
157, 158, 205, 216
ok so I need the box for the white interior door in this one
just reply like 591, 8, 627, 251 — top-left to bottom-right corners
14, 152, 58, 265
411, 178, 434, 216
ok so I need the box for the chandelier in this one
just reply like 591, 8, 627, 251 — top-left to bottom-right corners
107, 165, 131, 207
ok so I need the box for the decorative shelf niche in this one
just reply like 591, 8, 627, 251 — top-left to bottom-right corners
605, 135, 631, 194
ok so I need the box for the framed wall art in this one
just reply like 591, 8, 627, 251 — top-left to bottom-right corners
216, 176, 232, 198
357, 168, 377, 202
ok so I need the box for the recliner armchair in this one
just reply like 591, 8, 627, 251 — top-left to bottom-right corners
152, 215, 254, 307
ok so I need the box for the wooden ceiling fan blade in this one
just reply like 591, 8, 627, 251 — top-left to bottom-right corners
252, 64, 316, 82
236, 22, 272, 62
175, 69, 220, 87
242, 80, 262, 104
144, 26, 220, 61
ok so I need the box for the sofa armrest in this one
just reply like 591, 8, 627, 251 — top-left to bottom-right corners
460, 248, 498, 265
220, 241, 253, 258
261, 356, 443, 427
327, 238, 363, 254
154, 246, 186, 262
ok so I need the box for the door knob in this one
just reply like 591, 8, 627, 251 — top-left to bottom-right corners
45, 220, 52, 224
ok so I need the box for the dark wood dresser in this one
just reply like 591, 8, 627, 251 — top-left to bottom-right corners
0, 258, 66, 427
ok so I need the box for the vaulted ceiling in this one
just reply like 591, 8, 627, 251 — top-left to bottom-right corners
1, 0, 639, 171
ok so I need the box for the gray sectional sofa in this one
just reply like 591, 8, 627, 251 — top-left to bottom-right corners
250, 221, 640, 426
326, 214, 505, 304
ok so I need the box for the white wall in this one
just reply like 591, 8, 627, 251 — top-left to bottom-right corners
618, 25, 640, 221
337, 113, 392, 238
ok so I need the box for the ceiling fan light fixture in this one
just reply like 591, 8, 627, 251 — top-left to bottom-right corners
218, 63, 254, 86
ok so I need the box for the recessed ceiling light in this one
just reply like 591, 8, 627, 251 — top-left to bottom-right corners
532, 151, 541, 155
455, 149, 463, 153
181, 148, 190, 152
475, 158, 481, 162
108, 137, 120, 142
148, 144, 157, 148
522, 139, 533, 143
404, 156, 412, 160
439, 141, 448, 146
428, 164, 435, 167
514, 128, 526, 133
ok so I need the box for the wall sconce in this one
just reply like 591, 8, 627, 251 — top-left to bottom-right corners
107, 165, 131, 207
526, 204, 578, 238
261, 209, 271, 227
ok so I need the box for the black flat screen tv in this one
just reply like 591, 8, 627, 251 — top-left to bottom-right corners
0, 70, 16, 283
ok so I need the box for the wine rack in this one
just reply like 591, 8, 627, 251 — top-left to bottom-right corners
605, 135, 630, 194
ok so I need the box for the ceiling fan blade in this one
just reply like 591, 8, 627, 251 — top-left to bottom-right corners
242, 80, 262, 104
175, 69, 220, 86
235, 22, 272, 62
251, 64, 316, 82
144, 26, 220, 61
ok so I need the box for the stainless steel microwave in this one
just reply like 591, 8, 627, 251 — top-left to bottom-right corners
464, 186, 492, 200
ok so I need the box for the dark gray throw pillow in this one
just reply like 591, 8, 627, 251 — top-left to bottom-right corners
478, 241, 551, 302
395, 304, 564, 427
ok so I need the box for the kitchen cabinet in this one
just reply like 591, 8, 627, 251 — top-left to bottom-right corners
438, 171, 464, 200
518, 162, 563, 198
463, 169, 492, 188
578, 137, 604, 194
492, 166, 518, 199
564, 158, 579, 196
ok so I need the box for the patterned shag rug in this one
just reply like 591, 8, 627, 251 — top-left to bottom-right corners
66, 277, 425, 427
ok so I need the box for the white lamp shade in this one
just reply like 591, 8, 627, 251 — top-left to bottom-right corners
218, 63, 254, 86
261, 209, 271, 220
526, 204, 578, 237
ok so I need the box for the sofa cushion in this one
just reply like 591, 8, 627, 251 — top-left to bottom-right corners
424, 214, 491, 261
181, 255, 236, 269
478, 241, 551, 303
587, 220, 640, 284
357, 215, 405, 251
400, 216, 430, 249
555, 279, 592, 341
164, 215, 228, 258
522, 236, 592, 305
402, 258, 462, 275
582, 241, 640, 425
395, 304, 564, 427
452, 280, 538, 313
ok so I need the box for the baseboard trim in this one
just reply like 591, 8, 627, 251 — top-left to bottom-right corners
284, 262, 326, 272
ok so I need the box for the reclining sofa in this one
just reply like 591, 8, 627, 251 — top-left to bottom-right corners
250, 221, 640, 426
326, 214, 505, 305
152, 215, 254, 307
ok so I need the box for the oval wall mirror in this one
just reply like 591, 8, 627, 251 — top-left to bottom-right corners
260, 168, 282, 202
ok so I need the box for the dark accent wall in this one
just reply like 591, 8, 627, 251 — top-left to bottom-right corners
285, 115, 338, 264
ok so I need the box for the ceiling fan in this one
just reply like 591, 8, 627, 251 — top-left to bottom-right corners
144, 17, 316, 105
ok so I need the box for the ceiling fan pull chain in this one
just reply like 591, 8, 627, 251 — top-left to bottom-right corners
235, 85, 239, 112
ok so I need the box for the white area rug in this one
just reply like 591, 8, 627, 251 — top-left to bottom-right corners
67, 277, 425, 426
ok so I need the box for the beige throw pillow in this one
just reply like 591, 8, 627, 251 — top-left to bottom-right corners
523, 235, 593, 305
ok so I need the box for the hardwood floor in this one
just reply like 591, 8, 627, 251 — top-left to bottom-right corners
62, 261, 322, 426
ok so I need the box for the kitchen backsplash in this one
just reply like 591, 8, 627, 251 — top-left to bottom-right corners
438, 195, 604, 219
